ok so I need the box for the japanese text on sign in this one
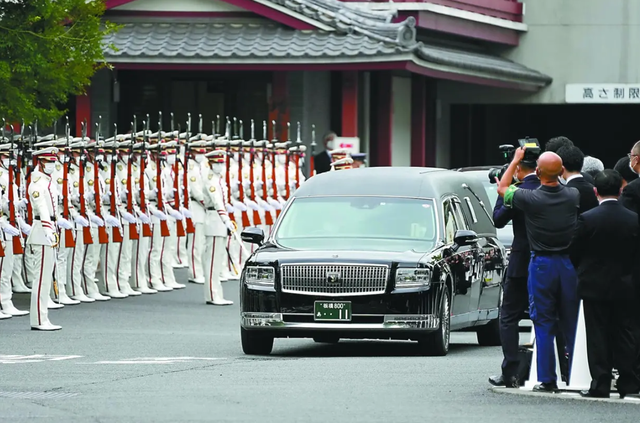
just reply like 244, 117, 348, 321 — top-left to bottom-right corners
566, 84, 640, 103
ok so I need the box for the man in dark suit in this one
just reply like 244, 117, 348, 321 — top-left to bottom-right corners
557, 145, 598, 214
488, 159, 540, 388
571, 170, 640, 398
614, 155, 638, 188
312, 131, 336, 174
545, 136, 594, 184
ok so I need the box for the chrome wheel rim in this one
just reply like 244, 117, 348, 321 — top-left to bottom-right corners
442, 292, 450, 351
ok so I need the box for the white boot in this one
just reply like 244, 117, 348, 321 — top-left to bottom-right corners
71, 292, 96, 303
0, 311, 11, 320
87, 292, 111, 301
2, 304, 29, 316
47, 296, 64, 309
31, 322, 62, 331
120, 283, 142, 296
206, 299, 234, 306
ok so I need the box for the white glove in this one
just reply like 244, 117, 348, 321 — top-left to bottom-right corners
169, 209, 183, 220
85, 192, 94, 202
276, 181, 285, 190
246, 200, 260, 211
70, 194, 81, 204
90, 214, 105, 227
279, 198, 287, 207
138, 213, 151, 224
15, 198, 28, 209
180, 207, 193, 218
2, 224, 20, 237
232, 201, 247, 212
225, 204, 235, 214
121, 211, 137, 224
102, 194, 110, 203
151, 209, 168, 221
57, 218, 73, 230
105, 215, 121, 228
258, 199, 274, 212
242, 180, 251, 190
74, 215, 90, 227
267, 197, 282, 210
45, 228, 57, 245
255, 180, 264, 190
225, 220, 236, 233
20, 222, 31, 236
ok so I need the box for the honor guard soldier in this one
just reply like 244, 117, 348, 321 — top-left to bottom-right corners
114, 138, 142, 297
50, 138, 81, 306
330, 157, 354, 171
81, 140, 110, 301
145, 138, 172, 292
274, 141, 291, 208
129, 133, 157, 294
0, 142, 29, 318
203, 149, 236, 306
66, 139, 94, 303
287, 143, 307, 191
186, 139, 208, 285
97, 139, 127, 298
228, 139, 249, 272
159, 140, 186, 290
28, 147, 62, 331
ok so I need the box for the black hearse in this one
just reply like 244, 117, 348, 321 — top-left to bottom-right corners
240, 167, 506, 356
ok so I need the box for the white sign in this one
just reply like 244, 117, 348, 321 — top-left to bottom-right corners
335, 137, 360, 153
565, 84, 640, 103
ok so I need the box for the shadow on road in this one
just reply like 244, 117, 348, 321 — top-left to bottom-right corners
269, 340, 482, 358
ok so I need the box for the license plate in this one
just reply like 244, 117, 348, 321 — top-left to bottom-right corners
314, 301, 352, 321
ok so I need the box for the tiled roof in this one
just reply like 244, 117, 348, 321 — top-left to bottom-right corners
103, 21, 551, 87
104, 22, 409, 59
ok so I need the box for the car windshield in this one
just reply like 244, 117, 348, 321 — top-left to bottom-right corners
275, 196, 438, 252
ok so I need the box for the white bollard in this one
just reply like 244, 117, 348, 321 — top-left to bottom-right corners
566, 301, 591, 391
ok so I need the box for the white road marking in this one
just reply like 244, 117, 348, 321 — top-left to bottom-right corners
0, 355, 83, 364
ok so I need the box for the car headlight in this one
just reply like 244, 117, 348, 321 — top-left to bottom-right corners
395, 268, 431, 290
244, 266, 275, 291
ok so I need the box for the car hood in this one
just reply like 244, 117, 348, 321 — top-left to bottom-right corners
496, 226, 513, 249
250, 244, 431, 267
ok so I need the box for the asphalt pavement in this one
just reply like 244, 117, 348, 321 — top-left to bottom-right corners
1, 269, 638, 423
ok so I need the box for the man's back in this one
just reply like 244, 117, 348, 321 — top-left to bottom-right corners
571, 201, 638, 300
313, 151, 331, 174
567, 177, 598, 214
508, 184, 580, 252
620, 177, 640, 214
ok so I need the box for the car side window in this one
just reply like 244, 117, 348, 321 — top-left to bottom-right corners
452, 200, 470, 231
443, 198, 458, 244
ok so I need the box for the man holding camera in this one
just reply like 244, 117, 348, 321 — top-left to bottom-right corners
498, 146, 580, 392
489, 153, 540, 388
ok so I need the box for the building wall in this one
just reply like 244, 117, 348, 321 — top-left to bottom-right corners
91, 69, 116, 138
113, 0, 244, 12
288, 71, 332, 174
391, 76, 411, 166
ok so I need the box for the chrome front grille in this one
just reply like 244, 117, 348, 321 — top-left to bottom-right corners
280, 264, 389, 296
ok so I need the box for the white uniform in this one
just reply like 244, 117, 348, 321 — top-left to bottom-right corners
51, 159, 81, 306
160, 160, 185, 289
82, 159, 110, 301
97, 156, 127, 298
145, 157, 173, 292
0, 165, 29, 316
115, 155, 142, 296
186, 158, 206, 284
68, 158, 97, 303
130, 154, 156, 294
27, 168, 61, 330
174, 148, 189, 269
202, 164, 233, 304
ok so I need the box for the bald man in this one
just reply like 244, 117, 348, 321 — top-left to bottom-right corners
498, 147, 580, 393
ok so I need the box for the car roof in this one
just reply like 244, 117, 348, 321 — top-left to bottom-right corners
454, 166, 500, 172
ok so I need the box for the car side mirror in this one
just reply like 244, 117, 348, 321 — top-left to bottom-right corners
453, 229, 478, 247
241, 227, 265, 245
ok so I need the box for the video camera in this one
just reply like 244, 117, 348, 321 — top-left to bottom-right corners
488, 137, 541, 184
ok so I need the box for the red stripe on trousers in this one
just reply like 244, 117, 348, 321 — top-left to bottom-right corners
191, 234, 196, 279
37, 246, 45, 326
209, 238, 216, 301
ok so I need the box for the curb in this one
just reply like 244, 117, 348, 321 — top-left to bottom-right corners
490, 386, 640, 404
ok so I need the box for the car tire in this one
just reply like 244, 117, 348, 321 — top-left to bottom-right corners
476, 318, 501, 346
241, 328, 274, 355
417, 287, 450, 356
313, 336, 340, 344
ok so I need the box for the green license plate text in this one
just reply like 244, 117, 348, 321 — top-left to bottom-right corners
314, 301, 352, 321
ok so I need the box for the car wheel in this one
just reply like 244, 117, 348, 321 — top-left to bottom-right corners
241, 328, 274, 355
313, 336, 340, 344
418, 287, 450, 356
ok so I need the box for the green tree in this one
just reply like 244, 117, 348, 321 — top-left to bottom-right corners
0, 0, 119, 125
